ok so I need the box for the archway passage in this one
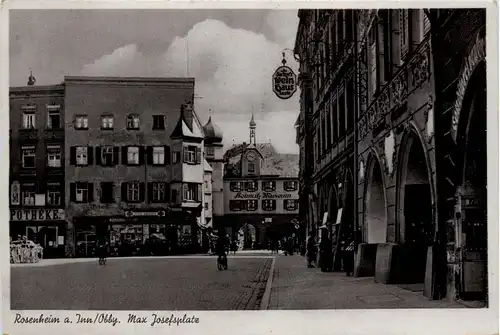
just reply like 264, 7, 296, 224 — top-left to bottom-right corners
458, 65, 487, 300
366, 160, 387, 243
399, 133, 433, 285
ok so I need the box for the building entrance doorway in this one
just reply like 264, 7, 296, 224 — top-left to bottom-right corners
365, 158, 387, 243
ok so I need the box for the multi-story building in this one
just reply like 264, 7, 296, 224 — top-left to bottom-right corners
63, 76, 205, 257
294, 9, 358, 270
294, 9, 487, 303
219, 115, 300, 248
9, 74, 66, 258
429, 9, 487, 302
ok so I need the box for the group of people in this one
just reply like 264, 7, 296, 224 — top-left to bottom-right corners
306, 230, 355, 276
10, 235, 44, 263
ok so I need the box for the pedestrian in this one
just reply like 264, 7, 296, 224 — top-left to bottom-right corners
318, 227, 332, 272
231, 240, 237, 255
306, 235, 317, 268
343, 239, 355, 276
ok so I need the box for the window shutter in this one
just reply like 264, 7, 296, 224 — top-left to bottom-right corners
147, 182, 153, 203
196, 147, 202, 164
121, 183, 128, 202
70, 147, 76, 165
182, 184, 188, 201
165, 146, 170, 165
139, 182, 145, 202
87, 147, 94, 165
423, 11, 431, 34
87, 183, 94, 202
70, 183, 76, 202
113, 147, 120, 165
197, 184, 202, 202
139, 146, 145, 165
122, 146, 128, 165
95, 147, 102, 166
183, 146, 188, 163
146, 146, 153, 165
165, 183, 171, 202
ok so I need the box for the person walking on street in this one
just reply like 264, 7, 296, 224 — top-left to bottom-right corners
318, 228, 333, 272
343, 239, 355, 276
306, 235, 317, 268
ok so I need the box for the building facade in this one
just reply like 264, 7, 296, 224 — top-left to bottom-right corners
9, 76, 66, 258
63, 76, 205, 257
294, 9, 487, 303
219, 116, 300, 248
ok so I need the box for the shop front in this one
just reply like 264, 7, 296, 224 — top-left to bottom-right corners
9, 208, 66, 258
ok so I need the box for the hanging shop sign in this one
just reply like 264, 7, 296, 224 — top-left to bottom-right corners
272, 65, 297, 100
125, 210, 166, 218
10, 209, 65, 222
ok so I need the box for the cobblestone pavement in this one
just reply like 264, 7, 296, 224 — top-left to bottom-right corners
11, 256, 272, 310
268, 254, 466, 309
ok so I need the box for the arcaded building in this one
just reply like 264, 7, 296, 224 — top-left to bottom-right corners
63, 76, 206, 257
9, 74, 66, 258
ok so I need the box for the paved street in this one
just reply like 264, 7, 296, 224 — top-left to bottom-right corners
11, 255, 273, 310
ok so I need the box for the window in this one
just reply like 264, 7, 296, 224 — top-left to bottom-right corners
245, 181, 258, 192
246, 200, 258, 211
100, 182, 114, 203
283, 181, 298, 191
47, 145, 61, 168
368, 26, 379, 97
339, 94, 346, 138
262, 199, 276, 211
127, 146, 140, 165
152, 182, 166, 202
262, 181, 276, 192
46, 105, 61, 129
70, 182, 93, 203
346, 80, 355, 131
21, 146, 36, 168
153, 115, 165, 130
47, 190, 61, 206
127, 182, 140, 202
127, 114, 140, 129
206, 147, 215, 156
21, 184, 35, 206
204, 202, 209, 210
230, 182, 243, 192
326, 104, 332, 147
284, 199, 299, 211
248, 162, 255, 173
332, 99, 338, 141
229, 200, 245, 211
183, 183, 201, 201
22, 106, 36, 129
184, 145, 197, 164
101, 115, 114, 129
75, 115, 88, 130
76, 147, 88, 165
172, 151, 181, 164
100, 146, 115, 166
153, 147, 165, 165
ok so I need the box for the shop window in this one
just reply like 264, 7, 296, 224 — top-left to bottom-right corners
283, 181, 298, 191
101, 115, 114, 130
152, 115, 165, 130
152, 182, 166, 202
230, 182, 243, 192
284, 199, 299, 211
183, 183, 201, 201
245, 181, 258, 192
75, 115, 88, 130
229, 200, 245, 211
262, 181, 276, 192
152, 147, 165, 165
100, 182, 114, 203
172, 151, 181, 164
127, 146, 140, 165
21, 146, 36, 168
126, 114, 140, 130
47, 190, 61, 206
246, 200, 258, 211
70, 182, 93, 203
22, 106, 36, 129
46, 145, 61, 168
262, 199, 276, 211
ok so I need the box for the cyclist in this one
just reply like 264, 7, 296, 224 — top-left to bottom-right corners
96, 235, 108, 264
215, 233, 228, 269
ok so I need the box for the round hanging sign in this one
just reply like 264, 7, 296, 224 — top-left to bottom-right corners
272, 65, 297, 100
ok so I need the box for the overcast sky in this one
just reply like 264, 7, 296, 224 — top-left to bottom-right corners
10, 9, 300, 153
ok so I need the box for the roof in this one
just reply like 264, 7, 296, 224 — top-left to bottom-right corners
203, 116, 223, 143
204, 159, 213, 172
224, 143, 299, 178
171, 105, 204, 140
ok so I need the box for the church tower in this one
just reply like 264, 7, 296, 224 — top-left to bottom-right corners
249, 113, 256, 145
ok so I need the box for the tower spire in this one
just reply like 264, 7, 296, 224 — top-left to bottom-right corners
249, 113, 256, 145
27, 71, 36, 86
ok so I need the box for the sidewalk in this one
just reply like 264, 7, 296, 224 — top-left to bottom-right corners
267, 254, 465, 309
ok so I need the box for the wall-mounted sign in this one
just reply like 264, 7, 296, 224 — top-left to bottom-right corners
10, 209, 65, 222
234, 192, 292, 199
11, 181, 20, 206
272, 65, 297, 100
125, 210, 166, 217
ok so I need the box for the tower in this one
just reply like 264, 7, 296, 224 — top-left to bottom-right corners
27, 71, 36, 86
249, 113, 256, 145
